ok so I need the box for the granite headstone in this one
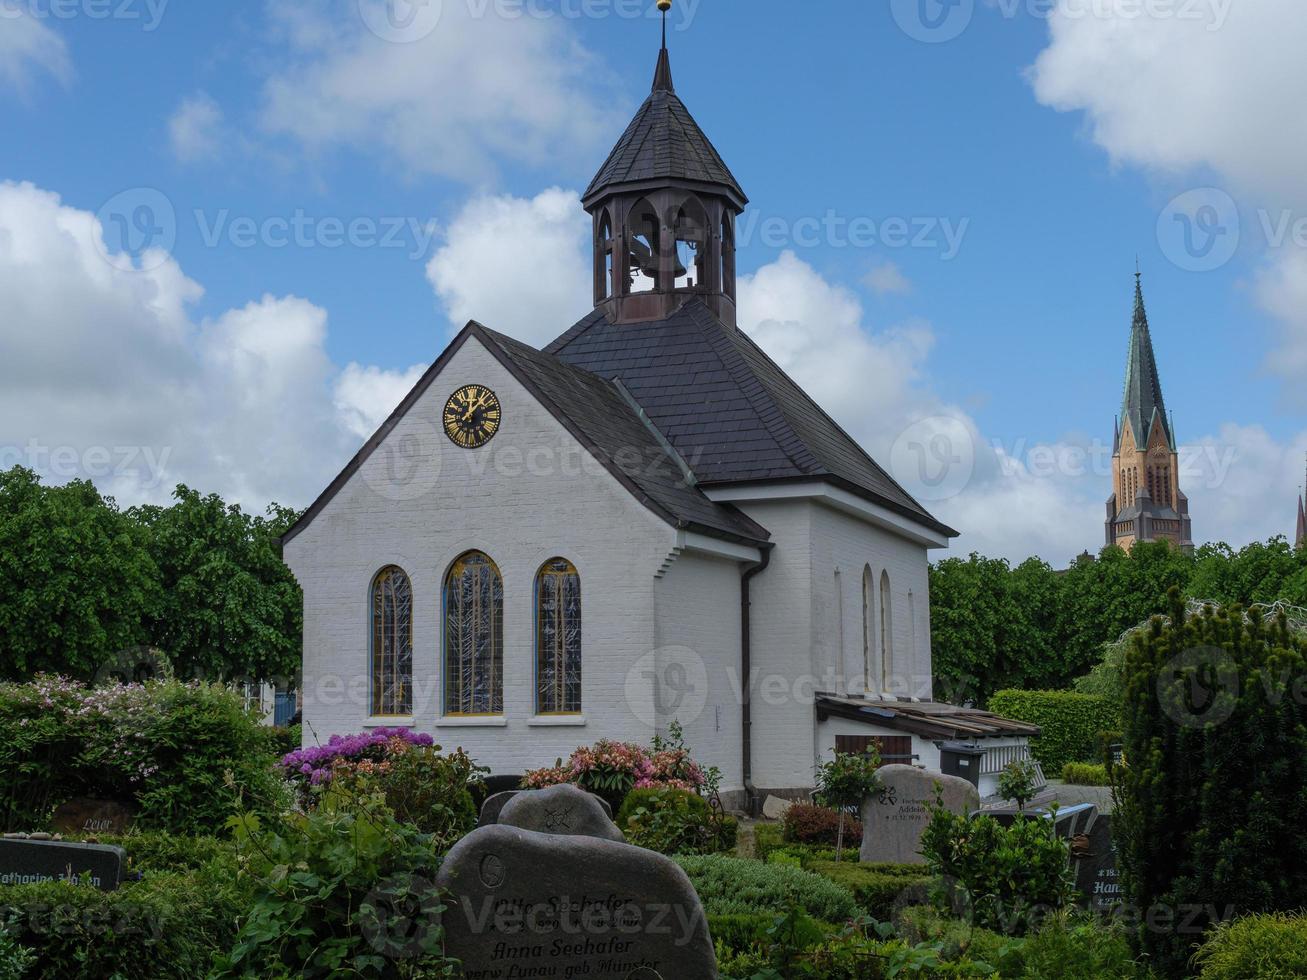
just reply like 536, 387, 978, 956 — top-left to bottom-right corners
480, 788, 613, 829
860, 765, 980, 865
51, 798, 136, 836
0, 838, 125, 892
497, 784, 625, 842
437, 824, 716, 979
1071, 812, 1120, 912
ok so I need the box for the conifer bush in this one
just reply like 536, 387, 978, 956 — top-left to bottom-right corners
1115, 592, 1307, 979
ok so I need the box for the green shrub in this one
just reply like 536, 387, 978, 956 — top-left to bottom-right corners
269, 724, 301, 760
0, 861, 249, 979
1060, 762, 1111, 787
1116, 597, 1307, 978
215, 786, 456, 978
753, 822, 785, 860
987, 690, 1118, 772
66, 831, 235, 877
616, 787, 735, 855
674, 854, 858, 922
807, 860, 934, 920
919, 808, 1075, 936
782, 802, 863, 847
897, 905, 1025, 971
1019, 912, 1146, 979
0, 676, 282, 836
0, 926, 35, 980
1195, 912, 1307, 979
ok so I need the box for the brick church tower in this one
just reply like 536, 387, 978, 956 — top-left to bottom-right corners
1105, 272, 1194, 552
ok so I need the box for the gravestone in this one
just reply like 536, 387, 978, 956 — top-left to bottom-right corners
51, 798, 136, 836
0, 839, 125, 892
860, 765, 979, 865
497, 784, 625, 842
437, 824, 716, 979
1071, 812, 1120, 913
479, 788, 613, 829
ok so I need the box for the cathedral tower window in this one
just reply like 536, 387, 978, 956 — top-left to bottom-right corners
443, 551, 504, 716
535, 558, 582, 715
370, 566, 413, 717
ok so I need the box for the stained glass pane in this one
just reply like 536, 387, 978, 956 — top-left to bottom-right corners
536, 558, 581, 714
444, 552, 504, 715
371, 567, 413, 716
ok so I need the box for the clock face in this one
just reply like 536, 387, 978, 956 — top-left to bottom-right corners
443, 384, 501, 449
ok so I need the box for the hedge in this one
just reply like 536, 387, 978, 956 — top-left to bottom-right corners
0, 862, 249, 979
987, 689, 1117, 772
1061, 762, 1111, 787
805, 860, 934, 920
673, 854, 858, 922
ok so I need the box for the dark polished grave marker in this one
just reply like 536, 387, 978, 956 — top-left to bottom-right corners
0, 838, 125, 892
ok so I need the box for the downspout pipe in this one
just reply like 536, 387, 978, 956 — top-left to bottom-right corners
741, 542, 774, 817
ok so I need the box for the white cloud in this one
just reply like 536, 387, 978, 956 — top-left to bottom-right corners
334, 362, 429, 439
863, 261, 912, 297
0, 9, 70, 93
426, 187, 591, 345
257, 1, 621, 183
1029, 0, 1307, 206
1255, 250, 1307, 398
0, 180, 410, 509
168, 92, 226, 163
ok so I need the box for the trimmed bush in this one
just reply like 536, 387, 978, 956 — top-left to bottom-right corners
1061, 762, 1111, 787
1019, 912, 1147, 979
66, 831, 234, 877
0, 862, 249, 979
987, 689, 1117, 772
806, 860, 933, 920
1195, 913, 1307, 979
782, 803, 863, 847
674, 854, 858, 922
0, 676, 282, 835
753, 822, 786, 860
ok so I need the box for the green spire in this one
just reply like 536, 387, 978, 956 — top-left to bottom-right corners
1119, 269, 1173, 452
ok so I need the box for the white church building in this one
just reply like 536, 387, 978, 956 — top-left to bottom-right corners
281, 42, 1035, 810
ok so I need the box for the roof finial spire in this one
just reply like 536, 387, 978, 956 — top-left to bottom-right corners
652, 0, 674, 92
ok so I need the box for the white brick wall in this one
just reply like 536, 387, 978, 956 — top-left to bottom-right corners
284, 336, 679, 774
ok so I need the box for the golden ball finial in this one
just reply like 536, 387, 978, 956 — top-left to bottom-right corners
657, 0, 672, 10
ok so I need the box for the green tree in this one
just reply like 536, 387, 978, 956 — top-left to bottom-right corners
0, 467, 159, 679
1189, 537, 1306, 607
129, 487, 302, 683
1114, 592, 1307, 978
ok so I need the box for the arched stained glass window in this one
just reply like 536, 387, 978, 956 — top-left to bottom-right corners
371, 566, 413, 717
443, 552, 503, 716
535, 558, 581, 715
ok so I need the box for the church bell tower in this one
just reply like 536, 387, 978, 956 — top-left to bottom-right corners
1105, 271, 1194, 552
582, 2, 748, 327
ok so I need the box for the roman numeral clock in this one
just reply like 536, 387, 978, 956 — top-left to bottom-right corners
443, 384, 502, 449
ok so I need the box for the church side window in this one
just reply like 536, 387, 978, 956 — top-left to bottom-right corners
535, 558, 581, 715
862, 566, 874, 692
371, 566, 413, 717
444, 552, 504, 716
879, 570, 893, 693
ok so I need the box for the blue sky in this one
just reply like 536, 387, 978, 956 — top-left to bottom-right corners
1, 0, 1304, 563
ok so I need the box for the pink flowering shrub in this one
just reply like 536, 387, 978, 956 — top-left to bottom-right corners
0, 674, 280, 835
280, 730, 485, 843
523, 724, 713, 811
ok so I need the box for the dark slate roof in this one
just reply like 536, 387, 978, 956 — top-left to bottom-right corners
816, 696, 1041, 740
545, 299, 956, 538
583, 49, 746, 207
1119, 274, 1173, 451
281, 321, 769, 548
